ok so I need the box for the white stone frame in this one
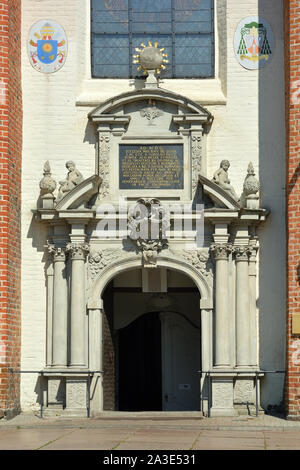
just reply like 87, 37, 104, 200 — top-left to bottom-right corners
87, 254, 213, 415
111, 137, 189, 201
89, 88, 213, 200
76, 0, 227, 106
88, 255, 213, 310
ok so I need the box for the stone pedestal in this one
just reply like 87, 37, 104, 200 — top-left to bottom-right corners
43, 373, 89, 417
47, 377, 65, 409
233, 375, 264, 415
65, 378, 88, 417
210, 376, 237, 417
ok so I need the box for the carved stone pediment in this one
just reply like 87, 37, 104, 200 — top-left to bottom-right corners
198, 174, 240, 210
55, 175, 102, 210
88, 88, 213, 120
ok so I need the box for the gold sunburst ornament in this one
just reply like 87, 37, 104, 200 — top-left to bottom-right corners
133, 41, 169, 75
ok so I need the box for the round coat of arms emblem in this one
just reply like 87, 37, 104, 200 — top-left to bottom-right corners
27, 20, 67, 73
234, 16, 274, 70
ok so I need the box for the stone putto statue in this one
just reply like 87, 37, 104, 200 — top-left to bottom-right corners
56, 161, 83, 202
212, 160, 239, 201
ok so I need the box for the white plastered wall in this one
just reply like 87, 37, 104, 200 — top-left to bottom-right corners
21, 0, 285, 410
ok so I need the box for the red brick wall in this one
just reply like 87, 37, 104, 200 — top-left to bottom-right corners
0, 0, 22, 419
284, 0, 300, 419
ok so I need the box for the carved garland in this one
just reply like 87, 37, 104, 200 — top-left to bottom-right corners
88, 249, 124, 282
191, 133, 202, 196
98, 132, 110, 199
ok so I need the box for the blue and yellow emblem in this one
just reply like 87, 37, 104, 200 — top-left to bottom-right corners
28, 20, 67, 73
37, 40, 58, 64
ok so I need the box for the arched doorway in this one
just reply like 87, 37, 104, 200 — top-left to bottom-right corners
101, 267, 201, 411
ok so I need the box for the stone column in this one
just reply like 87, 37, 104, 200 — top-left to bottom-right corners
89, 308, 103, 414
201, 308, 213, 415
249, 244, 259, 366
48, 246, 68, 367
235, 246, 251, 367
67, 243, 89, 367
211, 244, 233, 367
46, 261, 54, 367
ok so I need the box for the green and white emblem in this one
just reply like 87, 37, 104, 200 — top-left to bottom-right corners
234, 16, 274, 70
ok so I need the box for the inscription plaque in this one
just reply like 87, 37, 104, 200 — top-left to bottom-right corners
119, 144, 183, 189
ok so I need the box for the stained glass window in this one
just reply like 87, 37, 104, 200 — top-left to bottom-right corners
91, 0, 214, 78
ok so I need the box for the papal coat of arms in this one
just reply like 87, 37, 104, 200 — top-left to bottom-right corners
27, 20, 67, 73
234, 16, 274, 70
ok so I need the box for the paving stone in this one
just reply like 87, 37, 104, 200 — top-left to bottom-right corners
41, 429, 136, 450
193, 437, 265, 450
198, 430, 264, 439
0, 429, 75, 450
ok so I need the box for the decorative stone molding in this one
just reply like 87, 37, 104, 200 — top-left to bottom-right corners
210, 243, 233, 261
66, 243, 90, 261
191, 133, 202, 196
88, 249, 127, 282
234, 379, 254, 404
128, 198, 170, 241
98, 132, 110, 199
181, 250, 213, 279
128, 198, 169, 267
234, 245, 251, 261
66, 379, 87, 410
140, 101, 163, 125
211, 379, 234, 410
135, 239, 167, 268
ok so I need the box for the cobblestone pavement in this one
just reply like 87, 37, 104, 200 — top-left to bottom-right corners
0, 412, 300, 450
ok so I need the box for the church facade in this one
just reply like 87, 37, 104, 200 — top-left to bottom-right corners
0, 0, 299, 419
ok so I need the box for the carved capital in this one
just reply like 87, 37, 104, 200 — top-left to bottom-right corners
249, 245, 259, 262
210, 243, 233, 261
234, 245, 251, 261
47, 244, 66, 262
66, 243, 90, 261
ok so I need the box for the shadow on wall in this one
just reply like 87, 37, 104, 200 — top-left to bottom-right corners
27, 214, 48, 254
83, 119, 97, 146
287, 162, 300, 195
257, 0, 286, 410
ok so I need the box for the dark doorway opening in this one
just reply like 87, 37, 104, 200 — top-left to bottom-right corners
118, 312, 162, 411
